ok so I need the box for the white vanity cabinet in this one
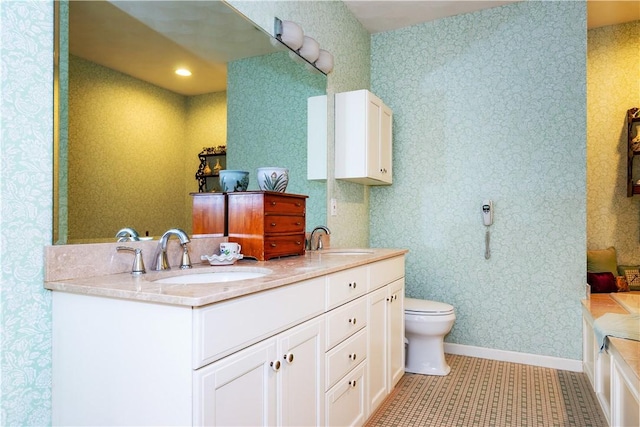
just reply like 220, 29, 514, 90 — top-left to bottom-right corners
50, 254, 406, 427
335, 89, 393, 185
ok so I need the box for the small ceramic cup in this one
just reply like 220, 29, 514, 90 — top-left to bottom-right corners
220, 242, 242, 255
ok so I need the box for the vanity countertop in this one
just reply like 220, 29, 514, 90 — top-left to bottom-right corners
44, 248, 407, 307
582, 292, 640, 389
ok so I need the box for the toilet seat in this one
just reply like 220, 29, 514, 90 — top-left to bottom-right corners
405, 297, 454, 315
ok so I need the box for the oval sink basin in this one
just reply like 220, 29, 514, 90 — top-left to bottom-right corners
153, 271, 267, 285
320, 250, 374, 255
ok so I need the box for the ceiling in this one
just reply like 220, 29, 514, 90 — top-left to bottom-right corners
69, 1, 639, 96
345, 0, 640, 33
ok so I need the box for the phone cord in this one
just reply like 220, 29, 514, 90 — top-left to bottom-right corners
484, 227, 491, 260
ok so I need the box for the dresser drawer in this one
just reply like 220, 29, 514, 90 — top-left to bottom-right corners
193, 277, 325, 368
264, 215, 305, 234
326, 297, 367, 350
369, 256, 405, 292
264, 194, 306, 214
264, 234, 306, 259
326, 329, 367, 390
326, 361, 366, 427
326, 265, 367, 309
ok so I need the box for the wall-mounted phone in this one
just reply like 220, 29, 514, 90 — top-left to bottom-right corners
482, 200, 493, 226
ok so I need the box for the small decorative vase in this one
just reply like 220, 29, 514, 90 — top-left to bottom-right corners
257, 167, 289, 192
213, 158, 222, 174
203, 162, 212, 175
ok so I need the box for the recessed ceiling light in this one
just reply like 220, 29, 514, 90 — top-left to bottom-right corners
175, 68, 192, 77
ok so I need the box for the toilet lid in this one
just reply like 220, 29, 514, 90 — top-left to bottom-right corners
405, 297, 454, 315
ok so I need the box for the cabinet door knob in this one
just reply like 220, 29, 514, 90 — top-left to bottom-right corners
348, 353, 357, 361
271, 243, 277, 247
295, 222, 301, 226
270, 360, 281, 371
348, 282, 357, 289
271, 201, 277, 206
271, 222, 277, 227
284, 353, 294, 364
348, 380, 357, 387
348, 317, 357, 325
295, 202, 301, 207
296, 241, 302, 246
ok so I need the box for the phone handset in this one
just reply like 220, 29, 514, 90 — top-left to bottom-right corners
482, 200, 493, 259
482, 200, 493, 226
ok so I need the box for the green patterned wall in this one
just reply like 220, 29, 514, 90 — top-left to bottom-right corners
227, 51, 326, 228
370, 1, 587, 360
587, 21, 640, 265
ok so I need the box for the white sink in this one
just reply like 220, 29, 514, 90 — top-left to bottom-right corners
153, 271, 268, 285
320, 250, 374, 255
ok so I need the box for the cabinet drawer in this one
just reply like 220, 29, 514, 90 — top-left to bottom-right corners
326, 361, 366, 427
264, 215, 305, 234
369, 256, 405, 292
326, 329, 367, 390
264, 194, 305, 215
193, 277, 325, 369
264, 234, 306, 259
326, 266, 367, 309
326, 297, 367, 350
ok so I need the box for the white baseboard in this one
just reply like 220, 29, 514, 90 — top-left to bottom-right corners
444, 343, 583, 372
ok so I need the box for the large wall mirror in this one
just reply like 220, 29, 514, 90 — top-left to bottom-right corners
54, 0, 327, 244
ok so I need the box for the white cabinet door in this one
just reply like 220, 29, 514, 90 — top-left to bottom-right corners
366, 96, 392, 183
367, 278, 405, 415
388, 278, 405, 388
335, 89, 393, 185
279, 317, 325, 427
195, 318, 325, 427
367, 286, 389, 412
194, 338, 278, 426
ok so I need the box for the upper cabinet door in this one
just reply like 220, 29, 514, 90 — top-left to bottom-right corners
335, 89, 393, 185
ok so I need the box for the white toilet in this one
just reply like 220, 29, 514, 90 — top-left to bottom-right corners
404, 297, 456, 376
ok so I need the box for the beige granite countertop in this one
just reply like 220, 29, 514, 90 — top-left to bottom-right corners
582, 292, 640, 389
45, 248, 407, 307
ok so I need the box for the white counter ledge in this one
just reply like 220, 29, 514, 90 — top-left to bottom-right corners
44, 248, 407, 307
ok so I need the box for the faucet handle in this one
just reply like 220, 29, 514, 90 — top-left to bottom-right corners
117, 246, 146, 275
180, 243, 192, 270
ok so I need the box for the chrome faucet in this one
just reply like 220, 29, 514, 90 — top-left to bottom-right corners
116, 227, 140, 242
308, 225, 331, 250
152, 228, 191, 271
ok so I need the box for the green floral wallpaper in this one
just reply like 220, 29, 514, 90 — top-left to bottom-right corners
1, 1, 54, 425
370, 1, 587, 360
227, 51, 326, 228
587, 21, 640, 265
229, 0, 372, 245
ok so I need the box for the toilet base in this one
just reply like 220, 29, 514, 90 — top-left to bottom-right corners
405, 333, 452, 376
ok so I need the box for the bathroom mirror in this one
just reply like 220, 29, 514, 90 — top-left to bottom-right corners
54, 0, 327, 244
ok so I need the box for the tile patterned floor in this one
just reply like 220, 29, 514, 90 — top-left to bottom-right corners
365, 354, 607, 426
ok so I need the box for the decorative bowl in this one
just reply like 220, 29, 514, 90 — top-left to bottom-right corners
257, 167, 289, 192
219, 170, 249, 192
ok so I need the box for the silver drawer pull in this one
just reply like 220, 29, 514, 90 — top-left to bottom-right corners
348, 380, 357, 387
296, 241, 302, 246
270, 360, 281, 371
271, 243, 277, 247
348, 317, 357, 325
284, 353, 294, 364
271, 201, 277, 206
271, 222, 277, 227
348, 353, 357, 361
295, 222, 301, 226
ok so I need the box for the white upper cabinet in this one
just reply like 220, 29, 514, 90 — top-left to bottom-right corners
335, 89, 393, 185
